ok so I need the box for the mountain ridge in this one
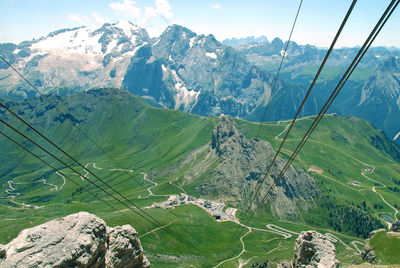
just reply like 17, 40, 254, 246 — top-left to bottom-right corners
1, 21, 400, 141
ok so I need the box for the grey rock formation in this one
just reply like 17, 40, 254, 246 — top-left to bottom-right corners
0, 212, 149, 268
176, 115, 319, 220
292, 231, 339, 268
105, 225, 150, 268
0, 244, 5, 260
277, 261, 292, 268
391, 220, 400, 232
361, 243, 378, 264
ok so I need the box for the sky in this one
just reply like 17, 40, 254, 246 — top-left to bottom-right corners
1, 0, 399, 48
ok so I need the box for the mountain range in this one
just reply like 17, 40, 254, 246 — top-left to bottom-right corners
1, 21, 399, 142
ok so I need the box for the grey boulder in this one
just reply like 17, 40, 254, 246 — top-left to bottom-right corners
0, 211, 149, 268
292, 231, 339, 268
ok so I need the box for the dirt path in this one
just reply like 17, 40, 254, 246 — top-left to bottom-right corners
276, 121, 398, 225
140, 172, 169, 198
139, 220, 177, 238
1, 162, 133, 208
213, 227, 252, 268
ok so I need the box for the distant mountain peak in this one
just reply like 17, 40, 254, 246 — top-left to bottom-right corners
379, 56, 400, 71
222, 35, 269, 47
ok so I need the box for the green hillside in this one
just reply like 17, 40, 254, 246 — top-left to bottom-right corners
0, 88, 399, 267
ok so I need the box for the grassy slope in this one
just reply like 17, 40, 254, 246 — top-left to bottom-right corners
369, 230, 400, 265
0, 89, 399, 266
237, 116, 400, 222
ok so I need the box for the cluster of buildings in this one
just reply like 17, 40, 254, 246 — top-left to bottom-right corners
147, 193, 237, 222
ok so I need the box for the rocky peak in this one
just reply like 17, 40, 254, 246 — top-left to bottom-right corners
0, 212, 150, 268
196, 115, 319, 219
271, 37, 283, 53
380, 56, 399, 70
292, 231, 339, 268
211, 115, 247, 156
391, 220, 400, 232
161, 24, 196, 40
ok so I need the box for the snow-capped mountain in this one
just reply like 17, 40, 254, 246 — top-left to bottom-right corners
0, 21, 149, 99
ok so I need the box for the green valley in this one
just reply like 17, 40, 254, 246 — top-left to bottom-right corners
0, 88, 399, 267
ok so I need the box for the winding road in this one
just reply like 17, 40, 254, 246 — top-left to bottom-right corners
1, 162, 134, 209
275, 120, 399, 224
140, 172, 169, 198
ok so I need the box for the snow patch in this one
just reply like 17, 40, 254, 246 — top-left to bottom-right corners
31, 26, 102, 55
106, 39, 118, 54
189, 37, 196, 48
161, 64, 167, 73
170, 70, 200, 109
115, 20, 136, 37
153, 38, 161, 46
394, 131, 400, 141
206, 52, 217, 60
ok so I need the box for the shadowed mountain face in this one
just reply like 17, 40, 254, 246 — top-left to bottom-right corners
236, 39, 400, 140
352, 57, 400, 139
122, 24, 301, 120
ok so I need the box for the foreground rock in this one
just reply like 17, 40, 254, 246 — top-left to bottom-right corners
292, 231, 339, 268
390, 220, 400, 232
0, 212, 150, 268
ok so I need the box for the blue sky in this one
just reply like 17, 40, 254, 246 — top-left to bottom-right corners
1, 0, 399, 48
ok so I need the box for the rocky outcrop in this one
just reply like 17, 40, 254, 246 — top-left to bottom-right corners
292, 231, 339, 268
0, 212, 150, 268
390, 220, 400, 232
188, 115, 319, 220
361, 243, 378, 264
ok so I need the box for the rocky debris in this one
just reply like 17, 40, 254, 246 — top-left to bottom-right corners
276, 261, 292, 268
292, 231, 339, 268
361, 243, 378, 264
390, 220, 400, 232
0, 244, 5, 260
251, 260, 270, 267
197, 115, 319, 220
0, 212, 150, 268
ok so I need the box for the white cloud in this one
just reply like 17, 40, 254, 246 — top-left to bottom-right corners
69, 14, 91, 25
109, 0, 142, 19
325, 31, 335, 41
144, 6, 158, 23
155, 0, 172, 21
108, 0, 172, 27
92, 12, 109, 26
144, 0, 172, 23
212, 4, 222, 11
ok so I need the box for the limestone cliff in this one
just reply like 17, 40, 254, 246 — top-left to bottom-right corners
169, 115, 319, 220
0, 212, 150, 268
